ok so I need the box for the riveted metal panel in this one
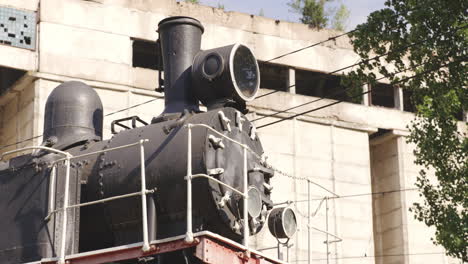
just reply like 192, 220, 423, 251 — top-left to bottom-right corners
0, 6, 36, 50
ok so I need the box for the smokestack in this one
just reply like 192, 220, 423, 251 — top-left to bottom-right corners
157, 16, 204, 114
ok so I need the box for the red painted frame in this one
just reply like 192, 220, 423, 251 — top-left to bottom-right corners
29, 232, 286, 264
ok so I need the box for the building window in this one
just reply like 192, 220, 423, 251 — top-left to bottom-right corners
370, 83, 395, 108
403, 88, 416, 113
295, 70, 358, 103
0, 66, 26, 96
258, 62, 288, 91
132, 39, 162, 71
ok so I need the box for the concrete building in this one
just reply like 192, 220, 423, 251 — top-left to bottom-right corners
0, 0, 464, 263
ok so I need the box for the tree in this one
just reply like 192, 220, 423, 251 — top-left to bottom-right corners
330, 3, 350, 32
288, 0, 350, 30
258, 8, 265, 17
184, 0, 200, 4
345, 0, 467, 261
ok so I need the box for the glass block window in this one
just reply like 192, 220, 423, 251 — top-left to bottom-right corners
0, 6, 37, 50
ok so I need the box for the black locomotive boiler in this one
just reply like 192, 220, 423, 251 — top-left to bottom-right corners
0, 16, 297, 264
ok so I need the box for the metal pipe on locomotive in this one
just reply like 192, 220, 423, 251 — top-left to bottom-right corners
0, 16, 297, 264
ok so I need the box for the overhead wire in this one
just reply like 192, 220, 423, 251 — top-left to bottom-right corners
255, 7, 427, 100
49, 8, 446, 123
95, 25, 358, 116
1, 16, 461, 153
253, 24, 468, 121
292, 187, 418, 219
253, 36, 429, 106
293, 187, 419, 204
105, 98, 159, 117
0, 98, 161, 152
256, 58, 465, 129
263, 5, 428, 65
0, 135, 43, 151
264, 29, 358, 63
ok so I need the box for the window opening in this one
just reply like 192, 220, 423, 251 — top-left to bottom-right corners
370, 83, 395, 108
258, 62, 288, 91
132, 39, 162, 71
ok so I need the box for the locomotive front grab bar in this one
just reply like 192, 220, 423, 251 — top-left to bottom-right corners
184, 123, 251, 253
0, 145, 70, 159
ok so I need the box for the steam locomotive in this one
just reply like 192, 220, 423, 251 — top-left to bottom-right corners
0, 17, 296, 263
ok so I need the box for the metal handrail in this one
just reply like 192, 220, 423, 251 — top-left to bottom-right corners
1, 145, 70, 160
45, 189, 156, 220
7, 140, 153, 264
187, 123, 256, 155
189, 174, 246, 197
184, 123, 252, 253
6, 120, 297, 264
0, 145, 72, 264
52, 140, 147, 163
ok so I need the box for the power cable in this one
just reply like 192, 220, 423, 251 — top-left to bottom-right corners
292, 188, 418, 220
256, 59, 464, 129
256, 89, 289, 99
0, 135, 43, 151
105, 98, 159, 117
253, 24, 468, 117
0, 98, 160, 152
265, 29, 358, 63
0, 61, 457, 153
255, 66, 409, 127
255, 36, 428, 103
90, 9, 457, 120
294, 188, 419, 204
264, 5, 427, 64
1, 20, 461, 153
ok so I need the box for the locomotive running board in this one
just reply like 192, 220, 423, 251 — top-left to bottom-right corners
25, 231, 288, 264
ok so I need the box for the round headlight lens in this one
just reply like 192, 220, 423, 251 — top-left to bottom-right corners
247, 187, 263, 218
268, 207, 297, 239
232, 45, 260, 100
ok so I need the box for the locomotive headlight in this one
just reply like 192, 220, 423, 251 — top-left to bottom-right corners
268, 207, 297, 239
247, 187, 263, 218
231, 45, 260, 100
239, 186, 263, 219
192, 44, 260, 109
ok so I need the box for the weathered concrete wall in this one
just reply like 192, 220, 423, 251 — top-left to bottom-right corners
0, 45, 37, 71
0, 0, 39, 11
36, 0, 360, 92
0, 79, 37, 156
369, 132, 462, 264
399, 140, 460, 264
252, 117, 375, 263
370, 135, 408, 264
250, 89, 416, 132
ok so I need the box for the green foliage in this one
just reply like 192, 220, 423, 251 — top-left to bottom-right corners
217, 2, 225, 10
184, 0, 200, 4
288, 0, 350, 30
347, 0, 467, 261
331, 4, 350, 31
258, 8, 265, 17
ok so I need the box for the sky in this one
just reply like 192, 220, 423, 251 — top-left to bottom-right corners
194, 0, 387, 30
